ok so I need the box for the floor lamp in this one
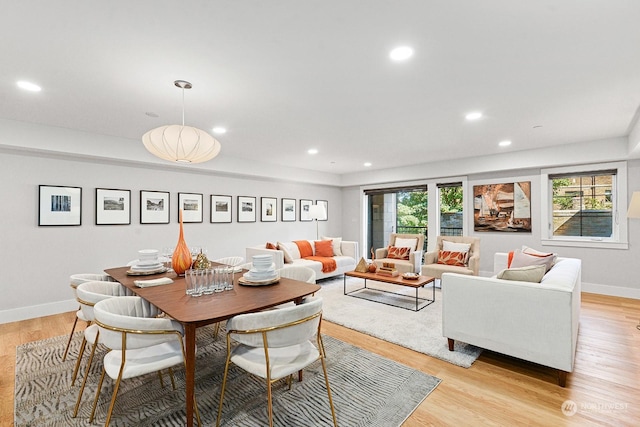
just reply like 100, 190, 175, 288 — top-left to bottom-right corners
627, 191, 640, 330
308, 204, 327, 240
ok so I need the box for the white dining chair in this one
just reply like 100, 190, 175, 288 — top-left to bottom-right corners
216, 297, 336, 427
213, 256, 244, 267
89, 296, 201, 426
72, 281, 133, 417
63, 273, 115, 362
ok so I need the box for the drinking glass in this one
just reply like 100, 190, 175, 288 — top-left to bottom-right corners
201, 268, 215, 295
223, 266, 234, 291
185, 269, 203, 297
213, 267, 225, 292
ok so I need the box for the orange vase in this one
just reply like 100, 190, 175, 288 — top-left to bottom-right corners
172, 209, 192, 275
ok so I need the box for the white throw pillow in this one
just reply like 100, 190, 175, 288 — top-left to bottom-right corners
497, 265, 546, 283
277, 241, 301, 263
509, 249, 556, 272
442, 240, 471, 253
322, 236, 343, 256
394, 237, 418, 251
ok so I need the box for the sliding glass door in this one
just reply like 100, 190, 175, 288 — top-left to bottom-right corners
365, 186, 428, 257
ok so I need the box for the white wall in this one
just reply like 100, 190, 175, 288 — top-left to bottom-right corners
344, 159, 640, 299
0, 150, 343, 323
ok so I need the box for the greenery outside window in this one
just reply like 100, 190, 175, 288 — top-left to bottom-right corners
438, 183, 463, 236
541, 162, 629, 249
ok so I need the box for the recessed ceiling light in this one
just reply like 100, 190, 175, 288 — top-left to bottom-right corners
465, 112, 482, 121
212, 127, 226, 134
17, 80, 41, 92
499, 140, 512, 147
308, 148, 318, 155
389, 46, 414, 61
364, 162, 372, 167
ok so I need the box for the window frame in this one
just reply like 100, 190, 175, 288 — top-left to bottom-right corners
540, 161, 628, 249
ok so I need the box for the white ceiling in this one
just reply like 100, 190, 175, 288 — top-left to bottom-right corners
2, 1, 640, 175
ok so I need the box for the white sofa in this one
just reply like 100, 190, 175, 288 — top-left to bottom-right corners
442, 252, 581, 386
246, 240, 358, 280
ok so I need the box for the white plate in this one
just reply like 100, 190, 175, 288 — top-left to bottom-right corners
238, 276, 279, 286
131, 263, 164, 271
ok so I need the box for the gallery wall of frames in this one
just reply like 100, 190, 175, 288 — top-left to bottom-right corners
38, 184, 328, 226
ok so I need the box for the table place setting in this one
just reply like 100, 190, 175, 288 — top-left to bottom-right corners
127, 249, 169, 275
239, 254, 279, 286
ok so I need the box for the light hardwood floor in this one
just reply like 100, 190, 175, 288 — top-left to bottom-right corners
2, 292, 639, 426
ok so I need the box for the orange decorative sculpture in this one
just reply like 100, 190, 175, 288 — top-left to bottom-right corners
172, 209, 192, 275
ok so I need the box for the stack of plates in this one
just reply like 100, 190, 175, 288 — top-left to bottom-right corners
243, 254, 277, 282
130, 259, 164, 272
129, 249, 165, 274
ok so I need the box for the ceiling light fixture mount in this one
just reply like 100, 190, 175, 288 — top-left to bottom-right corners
142, 80, 221, 164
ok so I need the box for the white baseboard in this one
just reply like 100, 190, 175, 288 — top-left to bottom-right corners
581, 282, 640, 300
0, 299, 77, 324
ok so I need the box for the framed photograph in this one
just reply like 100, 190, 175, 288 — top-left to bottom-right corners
140, 190, 170, 224
96, 188, 130, 225
211, 194, 232, 223
38, 185, 82, 226
238, 196, 256, 222
473, 181, 531, 232
261, 197, 277, 222
316, 200, 328, 221
178, 192, 203, 223
281, 198, 296, 222
300, 199, 313, 221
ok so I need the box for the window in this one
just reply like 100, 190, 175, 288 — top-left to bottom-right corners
437, 183, 463, 236
541, 162, 628, 249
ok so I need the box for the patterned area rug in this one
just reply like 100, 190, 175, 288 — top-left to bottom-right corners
15, 326, 440, 426
319, 276, 482, 368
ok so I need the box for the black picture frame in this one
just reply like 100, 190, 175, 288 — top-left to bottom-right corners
178, 192, 203, 223
38, 185, 82, 226
261, 197, 277, 222
211, 194, 232, 223
300, 199, 313, 221
281, 198, 296, 222
140, 190, 170, 224
96, 188, 131, 225
238, 196, 256, 222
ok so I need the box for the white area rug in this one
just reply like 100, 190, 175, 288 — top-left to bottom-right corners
318, 276, 482, 368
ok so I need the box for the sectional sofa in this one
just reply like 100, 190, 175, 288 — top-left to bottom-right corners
246, 239, 358, 280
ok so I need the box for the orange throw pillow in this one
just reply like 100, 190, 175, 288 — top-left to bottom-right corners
388, 246, 410, 260
314, 240, 334, 257
266, 242, 277, 250
437, 250, 467, 267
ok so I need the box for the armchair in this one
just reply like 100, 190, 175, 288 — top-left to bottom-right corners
374, 233, 425, 274
421, 235, 480, 279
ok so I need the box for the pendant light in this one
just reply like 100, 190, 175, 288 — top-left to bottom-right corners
142, 80, 221, 163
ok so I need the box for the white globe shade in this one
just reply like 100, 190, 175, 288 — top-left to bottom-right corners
142, 125, 221, 163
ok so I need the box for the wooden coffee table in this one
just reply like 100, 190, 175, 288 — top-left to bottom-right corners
344, 270, 435, 311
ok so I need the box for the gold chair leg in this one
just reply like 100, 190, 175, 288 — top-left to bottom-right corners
62, 314, 80, 362
320, 357, 338, 427
213, 322, 221, 339
104, 369, 125, 427
71, 336, 88, 386
194, 395, 202, 427
158, 370, 165, 388
168, 367, 177, 390
73, 338, 99, 417
216, 357, 232, 427
89, 369, 107, 423
267, 379, 274, 427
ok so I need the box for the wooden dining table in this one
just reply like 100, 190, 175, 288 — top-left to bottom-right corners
105, 265, 321, 427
